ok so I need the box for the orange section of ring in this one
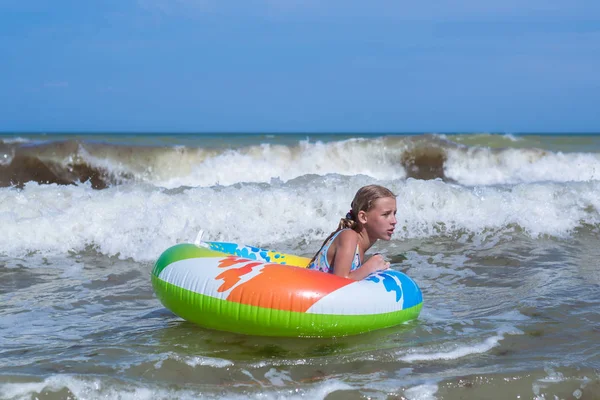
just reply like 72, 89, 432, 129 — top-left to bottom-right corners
215, 256, 353, 312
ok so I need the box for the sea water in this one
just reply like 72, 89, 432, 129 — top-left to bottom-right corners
0, 133, 599, 399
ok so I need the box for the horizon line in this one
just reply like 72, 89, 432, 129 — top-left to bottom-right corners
2, 131, 600, 135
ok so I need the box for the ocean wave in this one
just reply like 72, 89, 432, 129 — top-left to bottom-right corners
1, 176, 599, 261
1, 135, 599, 189
398, 330, 519, 362
0, 373, 353, 400
0, 136, 31, 144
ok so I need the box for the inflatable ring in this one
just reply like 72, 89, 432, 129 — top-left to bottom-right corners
151, 242, 423, 337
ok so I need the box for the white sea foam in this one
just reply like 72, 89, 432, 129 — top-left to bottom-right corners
503, 133, 521, 142
399, 327, 522, 362
0, 374, 354, 400
445, 147, 600, 185
0, 136, 30, 144
0, 153, 12, 166
155, 353, 234, 369
404, 383, 439, 400
0, 177, 599, 262
531, 367, 593, 399
47, 138, 405, 188
150, 138, 405, 188
73, 138, 600, 187
400, 335, 503, 362
0, 375, 171, 400
264, 368, 295, 386
5, 136, 600, 188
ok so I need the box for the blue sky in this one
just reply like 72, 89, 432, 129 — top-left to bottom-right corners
1, 0, 599, 133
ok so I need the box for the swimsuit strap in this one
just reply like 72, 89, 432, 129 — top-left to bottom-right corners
308, 229, 362, 273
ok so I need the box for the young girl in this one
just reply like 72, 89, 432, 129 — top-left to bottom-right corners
307, 185, 397, 280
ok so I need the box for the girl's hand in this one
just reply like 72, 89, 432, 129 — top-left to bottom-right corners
365, 254, 390, 273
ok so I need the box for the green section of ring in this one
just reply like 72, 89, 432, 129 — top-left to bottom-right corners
152, 243, 224, 277
152, 275, 423, 337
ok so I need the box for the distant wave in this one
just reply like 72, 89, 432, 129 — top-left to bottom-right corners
1, 135, 599, 189
0, 136, 31, 144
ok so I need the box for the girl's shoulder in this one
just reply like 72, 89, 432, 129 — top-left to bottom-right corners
334, 228, 359, 245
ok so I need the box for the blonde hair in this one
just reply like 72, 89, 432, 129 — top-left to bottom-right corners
310, 185, 396, 264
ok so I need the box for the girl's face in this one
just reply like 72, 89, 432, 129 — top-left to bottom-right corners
362, 197, 397, 240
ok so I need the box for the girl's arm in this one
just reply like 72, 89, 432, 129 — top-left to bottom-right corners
332, 231, 389, 280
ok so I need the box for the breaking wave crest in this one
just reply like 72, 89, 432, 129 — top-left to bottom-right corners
2, 134, 599, 189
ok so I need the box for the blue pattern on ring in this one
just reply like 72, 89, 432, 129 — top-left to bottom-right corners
366, 269, 423, 308
207, 242, 276, 263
